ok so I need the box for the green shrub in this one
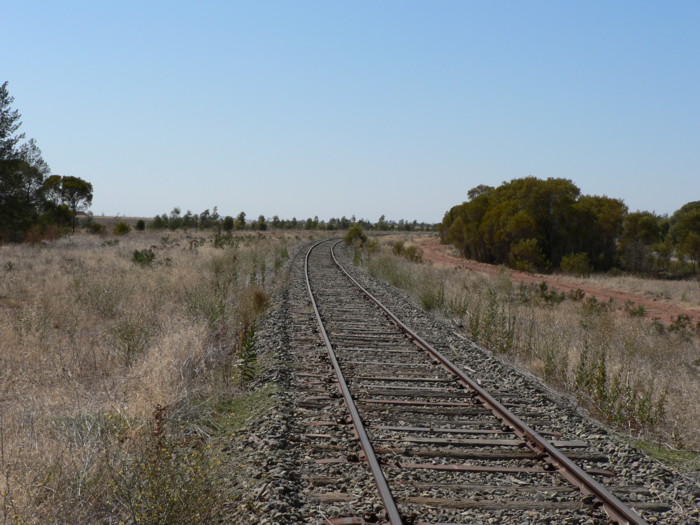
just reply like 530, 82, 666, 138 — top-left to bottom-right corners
624, 300, 646, 317
113, 221, 132, 236
344, 225, 367, 245
212, 233, 235, 249
469, 289, 515, 354
561, 252, 592, 276
669, 314, 695, 338
418, 273, 445, 310
106, 404, 222, 524
403, 245, 423, 263
575, 345, 666, 430
89, 222, 106, 234
392, 241, 422, 262
537, 281, 565, 305
365, 238, 379, 253
132, 249, 156, 266
235, 322, 257, 382
568, 288, 586, 301
135, 219, 146, 231
509, 238, 546, 272
581, 295, 614, 315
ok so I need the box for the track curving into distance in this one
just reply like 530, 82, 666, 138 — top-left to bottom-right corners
300, 239, 663, 524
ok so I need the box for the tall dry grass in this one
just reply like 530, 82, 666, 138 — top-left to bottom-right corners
0, 230, 299, 523
360, 237, 700, 460
582, 273, 700, 310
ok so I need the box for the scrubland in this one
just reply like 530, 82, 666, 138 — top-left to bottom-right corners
0, 230, 301, 523
360, 235, 700, 469
581, 273, 700, 310
3, 228, 698, 522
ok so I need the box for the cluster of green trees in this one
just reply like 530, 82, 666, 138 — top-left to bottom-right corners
439, 177, 700, 275
0, 82, 93, 242
150, 208, 433, 233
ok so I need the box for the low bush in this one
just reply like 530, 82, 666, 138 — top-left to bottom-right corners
132, 248, 156, 266
567, 288, 586, 301
89, 222, 106, 234
537, 281, 565, 305
403, 245, 423, 263
344, 225, 367, 245
392, 240, 422, 262
105, 404, 223, 524
509, 238, 546, 272
212, 232, 235, 249
624, 300, 646, 317
113, 221, 132, 235
561, 252, 593, 276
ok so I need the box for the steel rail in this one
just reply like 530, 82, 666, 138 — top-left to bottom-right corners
305, 240, 404, 525
330, 240, 649, 525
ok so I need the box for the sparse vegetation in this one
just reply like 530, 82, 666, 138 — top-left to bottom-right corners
0, 230, 300, 522
360, 235, 700, 462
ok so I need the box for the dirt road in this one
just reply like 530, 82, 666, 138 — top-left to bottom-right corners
415, 237, 700, 326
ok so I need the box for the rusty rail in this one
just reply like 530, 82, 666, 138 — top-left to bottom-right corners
329, 240, 649, 525
305, 240, 404, 525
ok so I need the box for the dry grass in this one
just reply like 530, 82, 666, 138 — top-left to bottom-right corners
581, 273, 700, 309
0, 229, 301, 523
361, 236, 700, 462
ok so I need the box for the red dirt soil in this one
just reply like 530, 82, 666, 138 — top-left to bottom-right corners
415, 237, 700, 326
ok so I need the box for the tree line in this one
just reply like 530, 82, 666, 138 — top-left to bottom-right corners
439, 177, 700, 275
1, 82, 93, 242
1, 80, 436, 242
149, 209, 433, 232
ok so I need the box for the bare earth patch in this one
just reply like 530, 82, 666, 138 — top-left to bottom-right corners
416, 236, 700, 326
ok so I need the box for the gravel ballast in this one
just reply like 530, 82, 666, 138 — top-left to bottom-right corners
226, 240, 700, 524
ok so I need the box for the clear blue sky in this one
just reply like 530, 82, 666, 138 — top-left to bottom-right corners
2, 1, 698, 223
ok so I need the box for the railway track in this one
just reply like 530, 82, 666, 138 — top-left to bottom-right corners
275, 239, 675, 524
